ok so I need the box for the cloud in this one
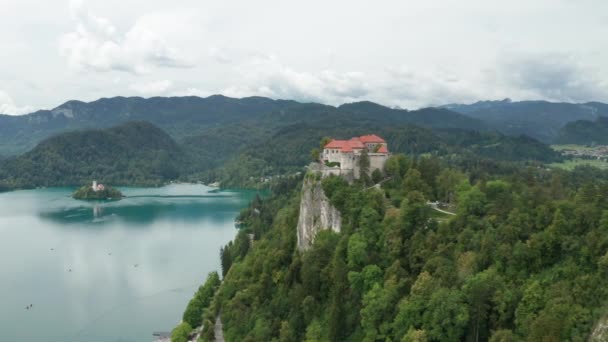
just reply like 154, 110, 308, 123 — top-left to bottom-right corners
59, 0, 195, 74
223, 55, 371, 104
170, 87, 213, 98
129, 80, 173, 95
499, 54, 608, 102
0, 90, 34, 115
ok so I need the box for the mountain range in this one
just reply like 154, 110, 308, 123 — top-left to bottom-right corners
442, 98, 608, 143
2, 96, 607, 159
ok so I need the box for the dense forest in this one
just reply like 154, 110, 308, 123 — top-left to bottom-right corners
0, 113, 562, 190
200, 122, 562, 188
0, 95, 485, 156
2, 95, 606, 157
180, 153, 608, 341
557, 117, 608, 145
0, 121, 190, 189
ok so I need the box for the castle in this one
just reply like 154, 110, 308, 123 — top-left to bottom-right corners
319, 134, 389, 180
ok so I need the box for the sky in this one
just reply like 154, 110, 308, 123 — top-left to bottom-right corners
1, 0, 608, 115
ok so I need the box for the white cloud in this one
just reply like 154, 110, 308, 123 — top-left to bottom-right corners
4, 0, 608, 110
129, 80, 173, 94
222, 55, 371, 104
171, 87, 213, 98
497, 54, 608, 102
59, 0, 195, 74
0, 90, 34, 115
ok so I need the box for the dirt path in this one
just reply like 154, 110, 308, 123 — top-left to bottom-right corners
213, 316, 225, 342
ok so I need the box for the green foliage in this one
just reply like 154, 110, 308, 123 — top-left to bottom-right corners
182, 272, 221, 328
0, 122, 187, 189
171, 322, 192, 342
72, 185, 123, 200
557, 117, 608, 145
359, 150, 371, 186
182, 143, 608, 341
371, 169, 383, 184
310, 148, 320, 161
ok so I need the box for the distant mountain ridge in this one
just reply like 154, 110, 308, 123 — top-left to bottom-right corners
442, 99, 608, 142
0, 95, 485, 156
3, 95, 606, 156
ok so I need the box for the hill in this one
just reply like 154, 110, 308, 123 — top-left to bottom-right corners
442, 99, 608, 143
200, 119, 561, 188
0, 96, 486, 156
181, 151, 608, 341
0, 121, 188, 189
556, 117, 608, 145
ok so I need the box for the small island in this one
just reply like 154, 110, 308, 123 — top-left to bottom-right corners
73, 181, 123, 200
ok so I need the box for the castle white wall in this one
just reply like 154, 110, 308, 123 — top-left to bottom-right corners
369, 153, 389, 173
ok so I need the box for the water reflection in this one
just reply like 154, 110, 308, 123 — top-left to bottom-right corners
0, 185, 258, 342
38, 193, 258, 227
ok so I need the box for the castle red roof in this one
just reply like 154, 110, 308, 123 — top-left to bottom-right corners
359, 134, 386, 144
324, 134, 387, 152
325, 138, 365, 152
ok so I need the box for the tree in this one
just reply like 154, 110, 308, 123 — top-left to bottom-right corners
320, 137, 332, 150
385, 154, 411, 180
328, 237, 349, 341
436, 168, 465, 203
402, 328, 428, 342
183, 272, 221, 327
347, 233, 368, 269
457, 185, 487, 217
400, 191, 430, 240
372, 168, 384, 184
171, 322, 192, 342
360, 281, 397, 341
489, 329, 517, 342
220, 245, 232, 277
424, 288, 469, 342
359, 149, 372, 185
463, 269, 502, 342
310, 148, 320, 162
403, 169, 431, 198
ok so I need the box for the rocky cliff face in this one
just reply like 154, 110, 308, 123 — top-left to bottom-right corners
296, 177, 342, 250
591, 315, 608, 341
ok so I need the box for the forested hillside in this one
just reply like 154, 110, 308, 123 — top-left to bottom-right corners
0, 121, 189, 189
0, 95, 485, 156
557, 117, 608, 145
186, 155, 608, 341
202, 121, 562, 188
443, 99, 608, 143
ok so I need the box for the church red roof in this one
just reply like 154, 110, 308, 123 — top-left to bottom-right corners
377, 145, 389, 153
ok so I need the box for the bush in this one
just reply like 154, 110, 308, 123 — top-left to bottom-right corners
171, 322, 192, 342
182, 272, 221, 327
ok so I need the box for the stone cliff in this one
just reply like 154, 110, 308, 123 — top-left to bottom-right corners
296, 176, 342, 250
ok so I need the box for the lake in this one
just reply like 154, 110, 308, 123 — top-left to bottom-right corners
0, 184, 257, 341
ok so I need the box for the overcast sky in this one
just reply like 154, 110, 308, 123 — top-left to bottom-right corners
1, 0, 607, 114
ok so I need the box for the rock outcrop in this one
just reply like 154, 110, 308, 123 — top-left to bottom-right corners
296, 177, 342, 250
590, 315, 608, 341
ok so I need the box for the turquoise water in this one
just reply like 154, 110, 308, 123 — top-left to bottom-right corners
0, 184, 256, 341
